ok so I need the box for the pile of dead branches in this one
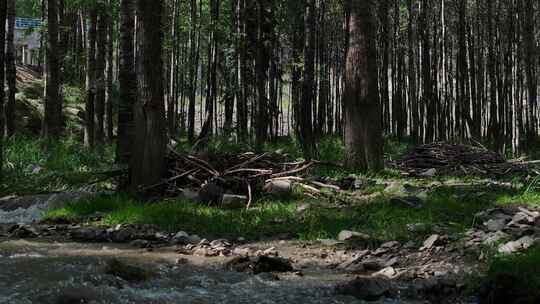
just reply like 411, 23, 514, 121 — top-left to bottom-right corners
144, 149, 341, 208
396, 142, 532, 176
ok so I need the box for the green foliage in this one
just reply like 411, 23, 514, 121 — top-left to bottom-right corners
1, 136, 114, 196
63, 86, 84, 105
44, 182, 506, 241
480, 247, 540, 304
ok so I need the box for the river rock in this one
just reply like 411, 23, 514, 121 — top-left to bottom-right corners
482, 231, 510, 246
171, 231, 197, 245
336, 277, 395, 301
55, 287, 100, 304
374, 267, 398, 279
226, 256, 294, 274
70, 228, 107, 242
338, 230, 371, 242
498, 236, 536, 254
104, 259, 153, 283
484, 219, 508, 232
421, 234, 446, 250
263, 180, 293, 196
7, 224, 39, 238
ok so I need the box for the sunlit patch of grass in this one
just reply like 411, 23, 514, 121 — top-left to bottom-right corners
1, 136, 114, 196
44, 184, 502, 242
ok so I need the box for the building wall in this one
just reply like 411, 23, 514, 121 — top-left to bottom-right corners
14, 18, 42, 66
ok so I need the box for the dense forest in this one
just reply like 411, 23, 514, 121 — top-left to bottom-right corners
1, 0, 540, 303
6, 0, 540, 176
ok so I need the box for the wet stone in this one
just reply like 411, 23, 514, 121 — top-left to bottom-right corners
336, 277, 395, 301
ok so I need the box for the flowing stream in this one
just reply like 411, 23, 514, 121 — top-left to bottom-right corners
0, 239, 369, 304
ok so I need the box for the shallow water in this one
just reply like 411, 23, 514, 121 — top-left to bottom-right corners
0, 240, 363, 304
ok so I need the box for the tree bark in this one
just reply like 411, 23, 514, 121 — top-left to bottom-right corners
343, 0, 383, 171
0, 0, 6, 180
43, 0, 63, 140
131, 0, 167, 191
95, 2, 108, 147
6, 0, 16, 137
300, 0, 317, 159
85, 9, 98, 149
117, 0, 136, 165
105, 0, 114, 141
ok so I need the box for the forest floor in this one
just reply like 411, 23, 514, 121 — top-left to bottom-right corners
1, 136, 540, 303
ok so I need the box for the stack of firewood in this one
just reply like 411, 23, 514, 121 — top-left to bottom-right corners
396, 142, 534, 176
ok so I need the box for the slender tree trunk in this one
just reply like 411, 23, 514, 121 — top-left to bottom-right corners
0, 0, 6, 180
95, 3, 108, 147
344, 0, 383, 171
43, 0, 63, 140
255, 0, 270, 147
187, 0, 198, 142
117, 0, 136, 165
131, 0, 167, 191
6, 0, 16, 137
524, 0, 537, 139
300, 0, 317, 159
105, 0, 114, 141
85, 9, 98, 149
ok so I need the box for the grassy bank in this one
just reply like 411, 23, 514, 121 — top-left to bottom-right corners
44, 183, 514, 241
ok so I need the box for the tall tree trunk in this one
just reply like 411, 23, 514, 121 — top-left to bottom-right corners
131, 0, 167, 191
6, 0, 16, 137
524, 0, 537, 139
105, 0, 114, 141
117, 0, 136, 165
85, 9, 98, 149
255, 0, 270, 147
0, 0, 6, 180
187, 0, 198, 142
43, 0, 63, 140
95, 2, 108, 147
300, 0, 317, 159
344, 0, 383, 171
379, 0, 390, 135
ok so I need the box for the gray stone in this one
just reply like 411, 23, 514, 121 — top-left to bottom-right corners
104, 259, 153, 282
482, 231, 510, 246
374, 267, 397, 279
498, 236, 536, 254
263, 180, 293, 196
484, 219, 508, 232
407, 223, 431, 234
419, 168, 437, 177
336, 277, 395, 301
338, 230, 371, 242
421, 234, 442, 250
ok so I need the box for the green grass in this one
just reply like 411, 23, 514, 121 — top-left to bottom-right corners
479, 246, 540, 303
1, 136, 115, 196
44, 183, 508, 241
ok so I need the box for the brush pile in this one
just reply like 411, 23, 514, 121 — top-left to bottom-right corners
144, 149, 341, 208
396, 142, 532, 176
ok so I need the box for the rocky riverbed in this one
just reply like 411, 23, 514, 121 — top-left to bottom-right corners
1, 192, 539, 303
